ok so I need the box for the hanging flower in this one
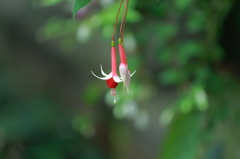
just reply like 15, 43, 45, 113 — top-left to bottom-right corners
91, 43, 122, 103
118, 39, 136, 93
91, 0, 136, 103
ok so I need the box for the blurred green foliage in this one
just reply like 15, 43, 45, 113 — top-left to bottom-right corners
73, 0, 92, 18
1, 0, 240, 158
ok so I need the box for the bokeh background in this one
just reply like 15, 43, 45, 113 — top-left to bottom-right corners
0, 0, 240, 158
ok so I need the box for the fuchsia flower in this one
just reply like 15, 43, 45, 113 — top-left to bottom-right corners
91, 43, 122, 103
91, 0, 135, 103
118, 40, 136, 93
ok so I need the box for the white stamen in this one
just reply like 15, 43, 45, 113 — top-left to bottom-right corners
110, 88, 117, 104
110, 88, 116, 95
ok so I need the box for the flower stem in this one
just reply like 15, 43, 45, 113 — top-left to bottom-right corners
120, 0, 129, 41
112, 0, 125, 41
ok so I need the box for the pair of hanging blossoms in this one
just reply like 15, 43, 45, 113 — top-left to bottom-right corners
91, 0, 135, 103
91, 40, 135, 103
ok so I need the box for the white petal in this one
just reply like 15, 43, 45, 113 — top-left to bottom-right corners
113, 76, 123, 83
126, 87, 129, 94
100, 65, 108, 76
125, 71, 131, 94
130, 70, 136, 77
119, 64, 128, 81
91, 71, 112, 80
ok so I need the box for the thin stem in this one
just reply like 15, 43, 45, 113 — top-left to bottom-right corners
119, 0, 126, 41
119, 0, 127, 41
112, 0, 125, 41
120, 0, 129, 41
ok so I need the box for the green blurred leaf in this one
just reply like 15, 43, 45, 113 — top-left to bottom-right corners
72, 116, 95, 138
194, 66, 211, 82
83, 82, 103, 106
73, 0, 92, 18
157, 23, 178, 41
193, 85, 208, 111
186, 10, 206, 33
157, 49, 172, 65
159, 69, 187, 85
175, 0, 194, 11
179, 98, 193, 113
97, 2, 141, 25
32, 0, 64, 6
210, 46, 224, 62
159, 107, 176, 126
29, 143, 65, 159
159, 112, 201, 159
178, 41, 202, 65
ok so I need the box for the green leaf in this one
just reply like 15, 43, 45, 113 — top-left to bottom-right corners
73, 0, 92, 18
175, 0, 194, 11
177, 41, 202, 65
159, 69, 187, 85
159, 112, 201, 159
157, 23, 178, 40
32, 0, 66, 7
157, 49, 172, 65
186, 10, 206, 33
